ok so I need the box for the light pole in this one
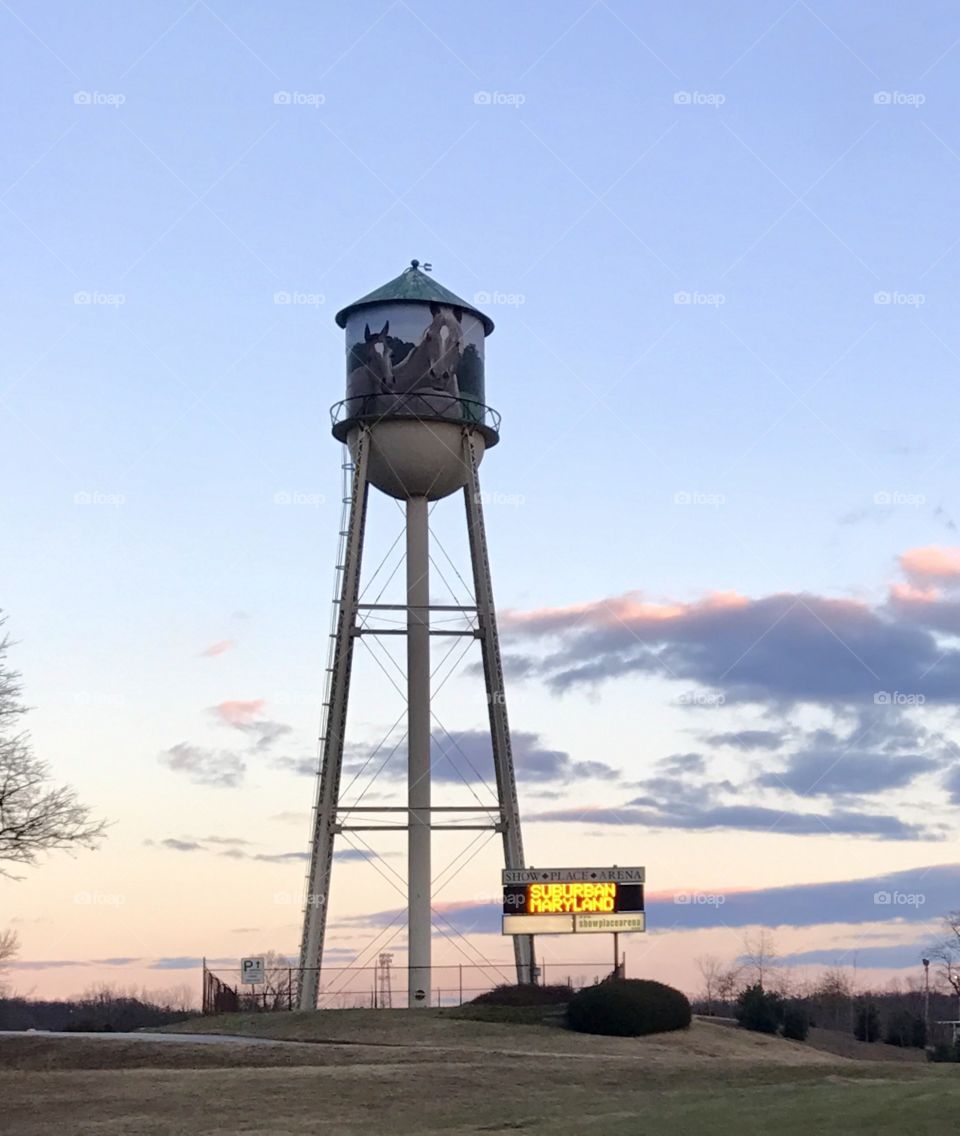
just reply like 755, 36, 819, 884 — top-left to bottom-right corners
922, 957, 930, 1046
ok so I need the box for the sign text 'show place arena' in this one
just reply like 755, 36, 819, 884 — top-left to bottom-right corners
501, 867, 646, 935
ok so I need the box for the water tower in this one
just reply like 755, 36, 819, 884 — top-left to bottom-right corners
297, 261, 535, 1010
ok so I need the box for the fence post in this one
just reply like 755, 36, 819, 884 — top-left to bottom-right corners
459, 965, 463, 1005
288, 968, 293, 1011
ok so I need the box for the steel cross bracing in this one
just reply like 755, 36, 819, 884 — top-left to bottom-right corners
297, 426, 535, 1008
461, 430, 536, 984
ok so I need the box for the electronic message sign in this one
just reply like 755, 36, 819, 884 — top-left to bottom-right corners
501, 867, 645, 935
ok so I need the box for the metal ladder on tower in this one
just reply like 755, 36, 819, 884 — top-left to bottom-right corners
298, 430, 371, 1008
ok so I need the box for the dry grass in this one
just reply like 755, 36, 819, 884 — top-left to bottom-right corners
2, 1015, 955, 1135
162, 1009, 845, 1066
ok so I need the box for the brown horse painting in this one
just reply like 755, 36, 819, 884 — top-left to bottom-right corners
392, 304, 463, 398
346, 321, 394, 403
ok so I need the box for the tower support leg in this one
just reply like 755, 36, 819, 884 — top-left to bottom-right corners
406, 495, 432, 1007
297, 430, 371, 1010
462, 432, 536, 985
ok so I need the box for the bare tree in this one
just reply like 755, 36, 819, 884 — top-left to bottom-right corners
0, 927, 18, 995
0, 617, 104, 876
696, 954, 722, 1014
716, 962, 743, 1008
933, 910, 960, 1018
742, 929, 778, 990
696, 954, 741, 1015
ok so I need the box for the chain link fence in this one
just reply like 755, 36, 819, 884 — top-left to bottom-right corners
202, 959, 614, 1013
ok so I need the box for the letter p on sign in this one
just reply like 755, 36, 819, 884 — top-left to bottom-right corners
241, 957, 265, 984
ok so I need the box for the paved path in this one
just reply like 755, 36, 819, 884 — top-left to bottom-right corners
0, 1030, 307, 1047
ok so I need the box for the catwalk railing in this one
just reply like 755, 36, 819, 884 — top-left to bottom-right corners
201, 961, 616, 1014
330, 392, 501, 444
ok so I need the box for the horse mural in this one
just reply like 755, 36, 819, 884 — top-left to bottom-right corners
390, 304, 463, 419
346, 321, 394, 409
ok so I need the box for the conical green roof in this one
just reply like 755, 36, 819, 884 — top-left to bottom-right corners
335, 260, 494, 335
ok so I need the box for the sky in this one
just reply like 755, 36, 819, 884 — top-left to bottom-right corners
2, 0, 960, 1005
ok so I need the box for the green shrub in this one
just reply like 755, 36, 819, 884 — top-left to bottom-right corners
854, 1002, 880, 1043
736, 984, 782, 1035
911, 1016, 928, 1049
928, 1041, 960, 1063
781, 1002, 810, 1042
470, 983, 573, 1007
885, 1009, 926, 1048
567, 979, 691, 1038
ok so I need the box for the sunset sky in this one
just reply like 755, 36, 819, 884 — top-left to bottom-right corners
2, 1, 960, 1004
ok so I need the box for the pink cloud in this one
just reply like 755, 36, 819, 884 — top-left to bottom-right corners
889, 582, 939, 605
899, 545, 960, 584
501, 590, 750, 633
212, 699, 265, 725
199, 639, 237, 658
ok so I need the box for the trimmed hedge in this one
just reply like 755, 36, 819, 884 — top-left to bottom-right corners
470, 983, 573, 1007
567, 979, 691, 1038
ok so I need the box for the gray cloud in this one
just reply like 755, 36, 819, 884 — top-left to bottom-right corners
530, 801, 935, 841
272, 755, 316, 777
705, 730, 786, 751
657, 752, 706, 775
757, 748, 940, 798
502, 591, 960, 706
343, 729, 620, 787
945, 765, 960, 805
147, 837, 306, 864
775, 943, 933, 969
158, 743, 245, 788
154, 838, 204, 852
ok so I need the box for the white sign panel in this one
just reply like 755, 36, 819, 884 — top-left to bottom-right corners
574, 913, 646, 934
503, 914, 574, 935
502, 866, 645, 885
241, 957, 265, 984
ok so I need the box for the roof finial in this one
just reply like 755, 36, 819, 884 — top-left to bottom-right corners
410, 258, 419, 270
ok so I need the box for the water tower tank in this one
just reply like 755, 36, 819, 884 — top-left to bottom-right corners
332, 260, 498, 500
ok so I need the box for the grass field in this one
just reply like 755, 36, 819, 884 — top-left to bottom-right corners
1, 1012, 956, 1134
